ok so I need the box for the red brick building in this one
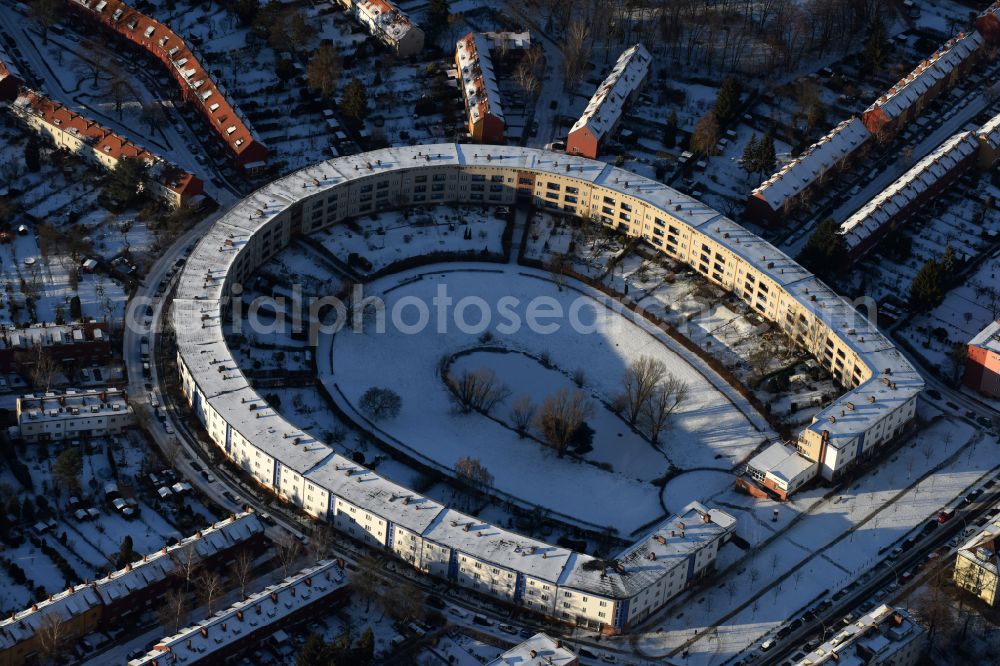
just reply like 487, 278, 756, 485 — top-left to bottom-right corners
976, 1, 1000, 45
0, 46, 24, 102
65, 0, 267, 169
861, 31, 982, 140
566, 44, 650, 160
0, 322, 113, 372
456, 32, 506, 144
966, 320, 1000, 399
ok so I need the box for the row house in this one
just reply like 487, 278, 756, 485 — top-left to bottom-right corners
65, 0, 267, 169
566, 44, 651, 160
965, 319, 1000, 399
10, 90, 203, 207
0, 322, 112, 372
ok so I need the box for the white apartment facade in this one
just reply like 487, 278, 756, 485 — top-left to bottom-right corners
173, 144, 921, 632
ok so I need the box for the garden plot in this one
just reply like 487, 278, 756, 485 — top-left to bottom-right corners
316, 206, 508, 274
523, 212, 630, 279
321, 264, 767, 534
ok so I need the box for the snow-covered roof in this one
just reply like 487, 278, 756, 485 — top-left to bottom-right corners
979, 1, 1000, 24
17, 387, 129, 422
0, 513, 262, 651
752, 117, 871, 211
488, 633, 577, 666
569, 44, 651, 140
0, 44, 24, 88
483, 30, 531, 51
978, 110, 1000, 150
66, 0, 265, 162
561, 502, 735, 598
864, 31, 983, 122
745, 442, 817, 486
174, 143, 921, 600
970, 319, 1000, 354
794, 604, 924, 665
456, 33, 504, 125
839, 131, 978, 252
0, 322, 109, 350
129, 560, 346, 665
351, 0, 418, 44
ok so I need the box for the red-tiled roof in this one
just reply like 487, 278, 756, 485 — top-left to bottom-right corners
16, 90, 202, 196
66, 0, 267, 166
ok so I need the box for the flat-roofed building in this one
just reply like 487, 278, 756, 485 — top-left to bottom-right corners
966, 320, 1000, 399
954, 515, 1000, 605
566, 44, 651, 159
16, 387, 132, 442
738, 442, 818, 500
0, 322, 112, 372
793, 604, 926, 666
334, 0, 424, 57
10, 90, 204, 208
487, 633, 578, 666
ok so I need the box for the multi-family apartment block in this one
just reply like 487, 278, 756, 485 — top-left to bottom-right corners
566, 44, 651, 160
16, 387, 133, 442
334, 0, 424, 57
10, 90, 203, 208
172, 144, 923, 632
66, 0, 267, 169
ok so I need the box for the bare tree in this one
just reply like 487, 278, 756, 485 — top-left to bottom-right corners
229, 548, 254, 601
309, 523, 336, 561
621, 356, 667, 425
455, 456, 494, 490
172, 543, 201, 595
36, 611, 67, 660
197, 570, 224, 617
157, 588, 189, 635
509, 395, 536, 437
641, 374, 689, 443
447, 368, 511, 414
359, 386, 402, 421
561, 19, 592, 90
275, 532, 302, 578
306, 42, 343, 99
534, 389, 594, 457
352, 554, 381, 612
383, 579, 425, 624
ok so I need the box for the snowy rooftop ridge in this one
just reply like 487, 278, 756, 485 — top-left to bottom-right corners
0, 513, 263, 651
751, 117, 871, 210
794, 604, 924, 665
978, 109, 1000, 149
838, 131, 978, 251
129, 560, 346, 666
969, 319, 1000, 353
18, 387, 129, 420
863, 31, 983, 122
569, 43, 651, 140
456, 32, 504, 124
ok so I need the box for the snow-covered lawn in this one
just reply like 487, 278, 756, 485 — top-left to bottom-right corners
321, 264, 768, 534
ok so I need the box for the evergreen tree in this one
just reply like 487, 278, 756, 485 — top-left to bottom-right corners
757, 133, 777, 176
52, 448, 82, 494
25, 138, 41, 173
116, 535, 136, 569
910, 258, 945, 310
863, 16, 889, 73
104, 157, 147, 207
426, 0, 450, 36
295, 633, 335, 666
340, 78, 369, 123
662, 111, 678, 149
713, 76, 742, 126
798, 218, 846, 280
742, 134, 759, 176
353, 627, 374, 666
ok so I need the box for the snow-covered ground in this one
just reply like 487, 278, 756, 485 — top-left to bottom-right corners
321, 264, 768, 534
